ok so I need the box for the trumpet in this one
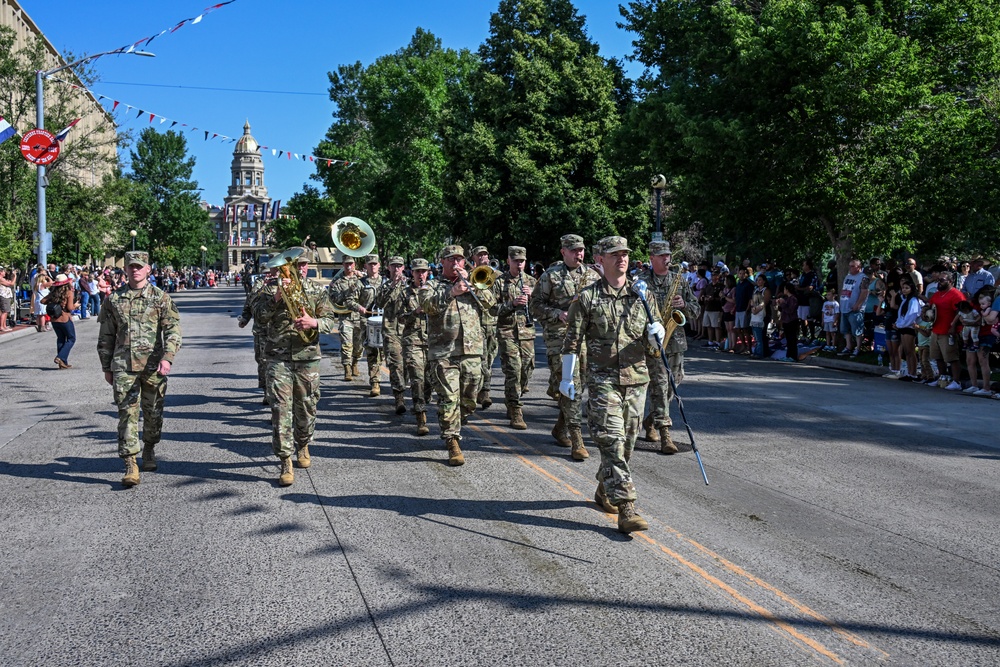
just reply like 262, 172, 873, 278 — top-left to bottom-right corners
454, 264, 496, 309
266, 248, 317, 343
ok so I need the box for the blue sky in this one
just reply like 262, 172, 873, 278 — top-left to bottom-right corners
25, 0, 643, 214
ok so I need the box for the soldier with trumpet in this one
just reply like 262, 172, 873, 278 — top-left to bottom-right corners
635, 240, 699, 453
419, 245, 497, 466
256, 248, 336, 486
471, 246, 499, 410
494, 246, 537, 430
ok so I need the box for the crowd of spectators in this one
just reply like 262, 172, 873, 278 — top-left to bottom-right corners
667, 254, 999, 398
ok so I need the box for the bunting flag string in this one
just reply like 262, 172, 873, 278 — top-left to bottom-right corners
94, 1, 239, 63
49, 75, 359, 169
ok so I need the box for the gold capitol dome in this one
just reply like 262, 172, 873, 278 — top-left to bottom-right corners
235, 119, 259, 154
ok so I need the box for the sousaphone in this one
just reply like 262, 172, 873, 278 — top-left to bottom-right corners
332, 216, 376, 258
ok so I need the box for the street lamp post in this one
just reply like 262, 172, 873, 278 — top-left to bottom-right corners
35, 50, 154, 267
130, 229, 137, 251
200, 245, 207, 272
650, 174, 667, 243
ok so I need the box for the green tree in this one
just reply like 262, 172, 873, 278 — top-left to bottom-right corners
127, 128, 216, 267
0, 26, 122, 267
445, 0, 642, 262
314, 28, 477, 260
620, 0, 1000, 273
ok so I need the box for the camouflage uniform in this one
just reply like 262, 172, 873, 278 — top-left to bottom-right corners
400, 262, 434, 418
528, 236, 601, 436
345, 262, 385, 387
375, 257, 410, 400
330, 270, 364, 375
494, 256, 537, 411
635, 243, 701, 435
255, 273, 336, 460
239, 276, 271, 389
563, 246, 661, 506
471, 246, 499, 406
97, 256, 182, 459
419, 247, 497, 443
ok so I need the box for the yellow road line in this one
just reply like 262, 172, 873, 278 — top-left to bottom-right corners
468, 419, 886, 664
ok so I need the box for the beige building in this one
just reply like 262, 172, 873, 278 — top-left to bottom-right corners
1, 0, 117, 185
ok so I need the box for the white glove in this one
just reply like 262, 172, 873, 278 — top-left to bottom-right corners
647, 322, 665, 347
559, 353, 577, 400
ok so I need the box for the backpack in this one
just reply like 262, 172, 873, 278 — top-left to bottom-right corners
45, 301, 63, 319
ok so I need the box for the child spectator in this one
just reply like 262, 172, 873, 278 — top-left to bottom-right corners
915, 304, 936, 383
822, 290, 840, 350
964, 293, 997, 396
895, 279, 922, 382
955, 301, 981, 352
750, 274, 772, 358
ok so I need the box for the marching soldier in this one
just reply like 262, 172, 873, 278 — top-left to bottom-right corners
528, 234, 601, 461
561, 236, 664, 533
400, 258, 434, 435
255, 249, 336, 486
471, 245, 498, 410
346, 253, 385, 397
330, 256, 364, 381
494, 246, 537, 430
419, 245, 497, 465
376, 256, 410, 415
238, 264, 277, 405
97, 251, 183, 488
636, 241, 700, 453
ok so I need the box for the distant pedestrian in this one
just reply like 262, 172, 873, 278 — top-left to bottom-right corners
41, 274, 78, 369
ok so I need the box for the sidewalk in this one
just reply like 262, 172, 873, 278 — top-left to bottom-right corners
0, 313, 92, 344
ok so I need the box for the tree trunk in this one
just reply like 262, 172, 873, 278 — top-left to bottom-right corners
821, 214, 854, 292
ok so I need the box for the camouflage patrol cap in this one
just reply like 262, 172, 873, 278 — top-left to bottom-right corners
560, 234, 585, 250
592, 245, 602, 258
599, 236, 630, 254
471, 245, 489, 256
440, 244, 465, 259
411, 258, 430, 271
508, 246, 527, 260
387, 256, 405, 266
364, 254, 380, 265
648, 240, 672, 256
342, 255, 356, 265
125, 251, 149, 267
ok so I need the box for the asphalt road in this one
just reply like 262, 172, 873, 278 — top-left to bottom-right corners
1, 286, 998, 666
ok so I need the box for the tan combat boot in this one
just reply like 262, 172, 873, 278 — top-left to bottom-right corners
595, 484, 618, 514
394, 391, 407, 415
344, 365, 353, 382
122, 455, 140, 488
369, 382, 381, 397
509, 406, 527, 430
446, 437, 465, 466
478, 390, 492, 410
296, 445, 311, 469
416, 412, 429, 436
278, 457, 294, 486
660, 427, 679, 454
569, 427, 589, 461
617, 501, 649, 534
352, 362, 360, 377
550, 412, 571, 447
643, 414, 660, 443
141, 444, 158, 472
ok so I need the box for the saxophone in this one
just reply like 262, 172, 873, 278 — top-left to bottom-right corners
661, 271, 687, 345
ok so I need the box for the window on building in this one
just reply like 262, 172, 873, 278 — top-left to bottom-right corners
255, 176, 261, 186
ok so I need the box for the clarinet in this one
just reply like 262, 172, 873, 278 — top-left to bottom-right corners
517, 273, 532, 325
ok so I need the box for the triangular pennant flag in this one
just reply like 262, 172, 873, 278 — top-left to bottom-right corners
212, 133, 218, 140
309, 156, 314, 162
326, 160, 331, 166
170, 19, 189, 33
146, 29, 167, 47
170, 121, 177, 128
204, 131, 209, 141
192, 15, 204, 25
293, 153, 299, 160
97, 94, 106, 101
149, 113, 155, 123
272, 149, 277, 156
112, 101, 120, 112
136, 109, 144, 118
125, 105, 133, 112
54, 118, 81, 141
160, 117, 167, 124
277, 151, 283, 158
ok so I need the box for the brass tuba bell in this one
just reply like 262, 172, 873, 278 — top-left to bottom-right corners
332, 216, 376, 257
266, 247, 317, 343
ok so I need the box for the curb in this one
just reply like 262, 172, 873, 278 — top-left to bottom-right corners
804, 355, 887, 376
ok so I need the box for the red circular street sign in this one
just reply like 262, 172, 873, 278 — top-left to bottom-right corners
20, 129, 60, 166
